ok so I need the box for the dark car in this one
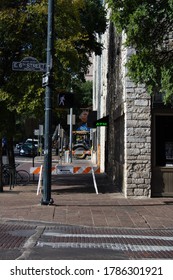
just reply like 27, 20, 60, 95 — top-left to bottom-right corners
19, 143, 37, 157
16, 142, 23, 150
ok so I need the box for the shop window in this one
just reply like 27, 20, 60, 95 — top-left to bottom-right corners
155, 116, 173, 166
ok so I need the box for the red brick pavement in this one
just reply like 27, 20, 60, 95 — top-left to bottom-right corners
0, 175, 173, 229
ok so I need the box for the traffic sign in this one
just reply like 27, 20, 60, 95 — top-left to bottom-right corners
34, 129, 39, 136
94, 115, 109, 127
42, 73, 50, 87
39, 125, 44, 136
67, 114, 76, 125
12, 56, 46, 72
56, 165, 73, 174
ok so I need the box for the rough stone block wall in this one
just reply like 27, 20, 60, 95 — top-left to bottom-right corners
124, 80, 152, 197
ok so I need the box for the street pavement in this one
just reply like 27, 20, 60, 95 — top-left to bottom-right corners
1, 172, 173, 229
0, 158, 173, 259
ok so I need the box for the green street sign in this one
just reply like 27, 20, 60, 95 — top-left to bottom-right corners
94, 115, 109, 127
96, 122, 108, 127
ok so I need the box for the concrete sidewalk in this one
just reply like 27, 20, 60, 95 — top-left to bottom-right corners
0, 173, 173, 229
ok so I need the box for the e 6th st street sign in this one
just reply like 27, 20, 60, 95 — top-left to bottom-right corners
12, 56, 46, 72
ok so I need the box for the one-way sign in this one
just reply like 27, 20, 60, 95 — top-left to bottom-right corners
56, 165, 73, 174
12, 56, 46, 72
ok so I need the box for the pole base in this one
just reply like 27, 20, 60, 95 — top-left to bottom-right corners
41, 197, 54, 205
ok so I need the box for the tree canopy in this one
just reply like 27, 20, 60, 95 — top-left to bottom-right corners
0, 0, 107, 120
107, 0, 173, 104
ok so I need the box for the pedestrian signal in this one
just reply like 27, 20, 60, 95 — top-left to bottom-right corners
58, 93, 74, 108
87, 111, 97, 128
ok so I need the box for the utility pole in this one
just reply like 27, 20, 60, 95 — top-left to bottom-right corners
41, 0, 54, 205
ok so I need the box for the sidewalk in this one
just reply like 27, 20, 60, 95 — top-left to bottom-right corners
0, 170, 173, 229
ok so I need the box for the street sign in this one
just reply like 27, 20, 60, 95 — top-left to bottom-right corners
56, 165, 73, 174
34, 129, 39, 136
94, 115, 109, 127
39, 125, 44, 136
42, 73, 50, 87
67, 114, 76, 125
12, 57, 46, 72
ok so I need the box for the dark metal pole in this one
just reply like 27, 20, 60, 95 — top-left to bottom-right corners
41, 0, 54, 205
69, 107, 73, 163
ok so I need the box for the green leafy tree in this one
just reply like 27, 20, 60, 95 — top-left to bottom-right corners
0, 0, 107, 188
0, 0, 106, 115
107, 0, 173, 104
74, 80, 93, 109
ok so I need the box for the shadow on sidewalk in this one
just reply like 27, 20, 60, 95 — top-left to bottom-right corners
51, 173, 119, 194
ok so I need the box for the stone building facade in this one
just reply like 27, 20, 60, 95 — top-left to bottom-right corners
93, 7, 173, 197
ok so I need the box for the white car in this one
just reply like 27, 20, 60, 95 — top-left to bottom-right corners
25, 138, 39, 147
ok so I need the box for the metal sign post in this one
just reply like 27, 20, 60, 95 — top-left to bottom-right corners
11, 4, 53, 205
41, 0, 54, 205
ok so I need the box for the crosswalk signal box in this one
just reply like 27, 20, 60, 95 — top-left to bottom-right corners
58, 92, 74, 108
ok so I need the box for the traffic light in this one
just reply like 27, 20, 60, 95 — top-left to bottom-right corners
58, 93, 74, 108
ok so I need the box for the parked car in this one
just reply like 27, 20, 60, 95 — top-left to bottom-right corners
16, 142, 23, 150
72, 144, 91, 159
25, 138, 39, 147
19, 143, 37, 157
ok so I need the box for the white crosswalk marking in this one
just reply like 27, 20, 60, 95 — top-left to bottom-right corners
37, 241, 173, 252
43, 232, 173, 241
36, 230, 173, 253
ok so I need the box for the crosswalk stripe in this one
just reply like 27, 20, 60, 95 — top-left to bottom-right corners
37, 241, 173, 252
43, 232, 173, 241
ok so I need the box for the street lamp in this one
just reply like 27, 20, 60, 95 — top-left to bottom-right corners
41, 0, 54, 205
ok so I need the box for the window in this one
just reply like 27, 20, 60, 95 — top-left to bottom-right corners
155, 116, 173, 166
